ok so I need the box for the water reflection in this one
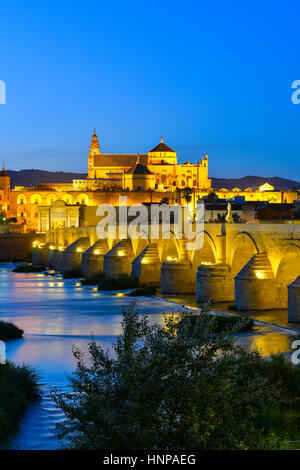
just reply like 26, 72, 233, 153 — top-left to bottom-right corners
0, 263, 298, 449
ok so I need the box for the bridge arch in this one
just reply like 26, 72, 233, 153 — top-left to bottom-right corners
130, 233, 150, 257
191, 230, 217, 268
160, 230, 180, 262
275, 243, 300, 285
229, 231, 260, 277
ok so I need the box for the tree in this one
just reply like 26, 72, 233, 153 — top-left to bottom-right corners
160, 196, 169, 205
207, 191, 217, 203
182, 187, 193, 204
52, 304, 284, 450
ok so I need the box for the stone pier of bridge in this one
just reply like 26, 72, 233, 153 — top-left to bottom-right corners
32, 223, 300, 319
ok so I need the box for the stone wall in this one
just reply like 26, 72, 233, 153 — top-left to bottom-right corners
0, 233, 45, 261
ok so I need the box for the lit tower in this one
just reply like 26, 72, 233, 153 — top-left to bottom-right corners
88, 129, 100, 178
0, 163, 10, 215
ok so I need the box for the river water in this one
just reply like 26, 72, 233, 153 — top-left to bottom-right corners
0, 263, 299, 450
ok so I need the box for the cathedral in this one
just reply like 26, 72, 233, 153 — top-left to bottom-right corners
87, 130, 211, 191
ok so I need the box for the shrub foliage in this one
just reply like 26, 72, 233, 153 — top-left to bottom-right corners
52, 304, 298, 450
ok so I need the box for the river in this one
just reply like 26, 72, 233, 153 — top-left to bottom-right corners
0, 263, 298, 450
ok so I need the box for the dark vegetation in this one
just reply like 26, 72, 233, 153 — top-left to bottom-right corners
0, 321, 24, 340
128, 286, 157, 296
63, 268, 83, 279
13, 264, 44, 273
0, 362, 40, 448
52, 303, 300, 450
179, 312, 254, 333
97, 274, 139, 291
81, 272, 106, 285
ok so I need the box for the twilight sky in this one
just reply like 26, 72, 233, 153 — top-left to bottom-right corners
0, 0, 300, 179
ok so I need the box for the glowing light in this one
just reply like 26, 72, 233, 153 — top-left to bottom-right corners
32, 241, 38, 246
141, 259, 148, 264
58, 246, 64, 251
166, 256, 178, 262
118, 250, 125, 257
116, 292, 125, 297
76, 248, 83, 253
255, 271, 264, 279
201, 262, 212, 265
49, 245, 55, 250
259, 182, 274, 192
93, 249, 100, 255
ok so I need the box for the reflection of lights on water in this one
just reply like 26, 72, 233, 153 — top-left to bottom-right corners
116, 292, 125, 297
255, 271, 264, 279
75, 283, 81, 286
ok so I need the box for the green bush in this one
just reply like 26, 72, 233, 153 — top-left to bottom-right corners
210, 314, 254, 333
178, 312, 254, 335
98, 274, 139, 291
128, 286, 157, 296
227, 303, 237, 311
0, 321, 24, 340
81, 272, 106, 285
13, 265, 45, 273
53, 304, 287, 450
63, 268, 83, 279
0, 362, 40, 448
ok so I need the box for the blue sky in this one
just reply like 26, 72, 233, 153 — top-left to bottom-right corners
0, 0, 299, 179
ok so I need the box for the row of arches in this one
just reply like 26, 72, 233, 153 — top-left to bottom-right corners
16, 193, 89, 205
130, 230, 300, 283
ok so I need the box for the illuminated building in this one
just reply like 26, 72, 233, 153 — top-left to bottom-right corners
2, 130, 298, 231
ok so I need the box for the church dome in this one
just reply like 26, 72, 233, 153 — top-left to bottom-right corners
149, 136, 175, 153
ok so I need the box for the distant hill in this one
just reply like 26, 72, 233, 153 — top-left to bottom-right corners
6, 170, 300, 191
211, 176, 300, 191
7, 170, 87, 188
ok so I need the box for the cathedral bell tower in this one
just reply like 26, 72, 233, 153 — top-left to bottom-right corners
88, 129, 100, 178
0, 163, 10, 215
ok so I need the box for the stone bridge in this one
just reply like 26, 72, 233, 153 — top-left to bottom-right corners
32, 222, 300, 320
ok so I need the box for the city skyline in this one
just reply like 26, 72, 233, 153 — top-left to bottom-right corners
0, 1, 300, 180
